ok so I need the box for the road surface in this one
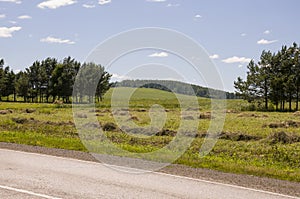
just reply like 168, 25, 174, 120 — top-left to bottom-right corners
0, 149, 298, 199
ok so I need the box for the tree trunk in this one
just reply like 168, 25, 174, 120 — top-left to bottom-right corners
264, 78, 268, 111
13, 91, 16, 102
265, 96, 268, 111
296, 86, 299, 111
289, 92, 292, 112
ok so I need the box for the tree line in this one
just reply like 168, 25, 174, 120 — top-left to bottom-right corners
234, 42, 300, 111
114, 79, 237, 99
0, 57, 112, 103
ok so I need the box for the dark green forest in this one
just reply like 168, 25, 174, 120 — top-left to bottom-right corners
114, 79, 236, 99
0, 57, 111, 103
235, 42, 300, 111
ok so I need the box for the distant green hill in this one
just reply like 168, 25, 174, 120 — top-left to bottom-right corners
112, 80, 237, 99
102, 87, 214, 110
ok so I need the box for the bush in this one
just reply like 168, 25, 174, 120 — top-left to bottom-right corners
267, 104, 275, 112
241, 104, 256, 111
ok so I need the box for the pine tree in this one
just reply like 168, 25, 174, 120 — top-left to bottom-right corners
15, 71, 29, 102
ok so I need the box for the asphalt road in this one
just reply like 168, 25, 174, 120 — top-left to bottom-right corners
0, 149, 298, 199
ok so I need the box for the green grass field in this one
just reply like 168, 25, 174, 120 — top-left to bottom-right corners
0, 87, 300, 182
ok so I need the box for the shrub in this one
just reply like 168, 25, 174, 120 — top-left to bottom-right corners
241, 104, 256, 111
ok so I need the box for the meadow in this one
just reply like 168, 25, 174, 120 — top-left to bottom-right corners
0, 87, 299, 182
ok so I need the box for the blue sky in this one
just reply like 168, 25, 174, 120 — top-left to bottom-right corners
0, 0, 300, 91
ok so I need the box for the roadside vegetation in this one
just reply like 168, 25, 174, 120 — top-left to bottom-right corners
0, 87, 299, 182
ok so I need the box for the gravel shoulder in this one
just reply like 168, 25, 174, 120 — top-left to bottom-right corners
0, 142, 299, 197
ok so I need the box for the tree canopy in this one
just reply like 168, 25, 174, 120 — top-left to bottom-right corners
0, 57, 112, 103
234, 42, 300, 111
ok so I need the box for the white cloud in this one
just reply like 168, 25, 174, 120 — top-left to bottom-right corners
111, 73, 130, 81
166, 3, 180, 7
82, 4, 95, 8
9, 20, 17, 24
146, 0, 166, 2
263, 30, 271, 34
194, 14, 202, 21
37, 0, 76, 9
0, 14, 6, 19
18, 15, 32, 19
98, 0, 111, 5
0, 0, 21, 4
40, 36, 75, 44
222, 56, 251, 64
241, 33, 247, 37
209, 54, 219, 59
0, 26, 21, 38
148, 52, 168, 58
257, 39, 277, 45
238, 65, 243, 68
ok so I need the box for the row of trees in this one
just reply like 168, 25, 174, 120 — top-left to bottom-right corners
0, 59, 16, 101
234, 42, 300, 111
0, 57, 112, 103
